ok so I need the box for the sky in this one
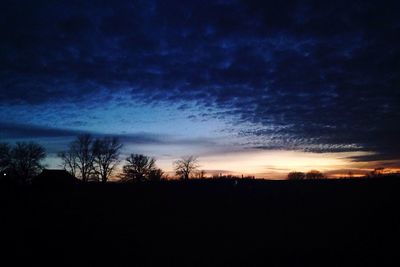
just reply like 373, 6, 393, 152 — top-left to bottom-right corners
1, 0, 400, 178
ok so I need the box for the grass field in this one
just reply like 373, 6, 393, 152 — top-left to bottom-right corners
1, 177, 399, 266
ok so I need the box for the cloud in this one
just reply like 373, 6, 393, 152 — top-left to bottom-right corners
0, 0, 399, 162
0, 122, 83, 138
0, 122, 217, 153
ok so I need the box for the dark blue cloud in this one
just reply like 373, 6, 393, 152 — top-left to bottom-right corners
1, 0, 399, 162
0, 122, 217, 153
0, 122, 83, 138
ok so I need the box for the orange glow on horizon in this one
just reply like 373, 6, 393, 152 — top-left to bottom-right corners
105, 150, 400, 180
155, 149, 385, 179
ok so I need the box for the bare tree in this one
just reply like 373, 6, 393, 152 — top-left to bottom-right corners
72, 134, 96, 182
174, 156, 199, 180
287, 171, 306, 180
58, 150, 78, 177
305, 170, 325, 179
0, 142, 11, 173
9, 142, 46, 183
59, 134, 95, 182
93, 137, 122, 183
122, 154, 156, 182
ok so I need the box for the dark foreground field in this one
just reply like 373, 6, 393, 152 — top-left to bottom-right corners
1, 178, 400, 266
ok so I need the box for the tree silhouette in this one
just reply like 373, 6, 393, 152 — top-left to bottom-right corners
287, 171, 306, 180
58, 150, 78, 177
305, 170, 325, 179
9, 142, 46, 183
370, 167, 385, 177
195, 170, 206, 179
93, 137, 122, 183
148, 168, 164, 181
59, 134, 95, 182
347, 171, 354, 178
0, 142, 11, 173
122, 154, 156, 182
74, 134, 96, 182
174, 156, 199, 180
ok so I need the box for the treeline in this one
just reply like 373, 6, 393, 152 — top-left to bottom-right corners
287, 168, 399, 180
287, 170, 325, 180
1, 135, 396, 184
58, 135, 202, 183
0, 134, 204, 184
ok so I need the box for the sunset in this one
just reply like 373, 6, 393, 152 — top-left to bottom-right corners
1, 0, 399, 266
1, 1, 399, 178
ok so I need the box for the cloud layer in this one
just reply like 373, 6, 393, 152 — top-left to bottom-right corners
1, 0, 399, 162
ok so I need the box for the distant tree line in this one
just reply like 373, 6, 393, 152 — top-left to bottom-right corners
2, 135, 399, 185
0, 135, 203, 184
59, 135, 202, 182
287, 170, 325, 180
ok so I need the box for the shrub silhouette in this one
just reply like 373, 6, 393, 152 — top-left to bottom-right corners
287, 171, 306, 180
305, 170, 325, 179
148, 168, 164, 181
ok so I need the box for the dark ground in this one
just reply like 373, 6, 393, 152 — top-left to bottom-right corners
1, 178, 400, 266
